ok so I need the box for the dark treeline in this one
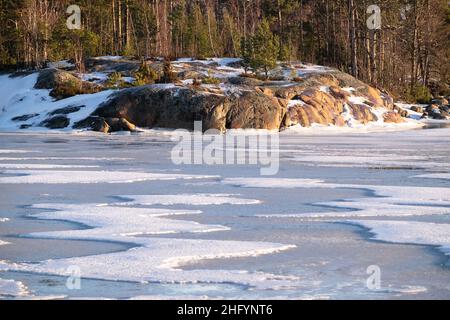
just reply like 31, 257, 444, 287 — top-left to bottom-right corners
0, 0, 449, 100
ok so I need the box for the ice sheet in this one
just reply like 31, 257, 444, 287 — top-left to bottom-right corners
115, 194, 261, 206
5, 202, 298, 289
225, 178, 450, 218
0, 164, 99, 169
348, 220, 450, 256
0, 170, 218, 184
28, 204, 227, 237
0, 278, 30, 297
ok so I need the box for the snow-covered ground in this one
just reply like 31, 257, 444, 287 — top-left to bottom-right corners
0, 127, 450, 300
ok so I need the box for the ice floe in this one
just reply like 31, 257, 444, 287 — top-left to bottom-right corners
0, 170, 218, 184
0, 149, 33, 154
225, 178, 450, 218
28, 204, 227, 237
0, 157, 133, 161
0, 278, 30, 298
0, 164, 99, 169
3, 202, 298, 290
9, 238, 297, 290
415, 173, 450, 181
347, 220, 450, 256
0, 240, 10, 246
115, 194, 261, 206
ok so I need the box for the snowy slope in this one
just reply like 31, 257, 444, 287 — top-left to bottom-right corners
0, 73, 113, 132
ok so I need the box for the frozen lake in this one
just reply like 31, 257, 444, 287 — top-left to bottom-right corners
0, 127, 450, 300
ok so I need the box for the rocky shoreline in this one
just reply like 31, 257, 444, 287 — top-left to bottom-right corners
3, 57, 449, 134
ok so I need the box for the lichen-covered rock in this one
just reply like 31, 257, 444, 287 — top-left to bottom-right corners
348, 104, 378, 124
92, 85, 286, 132
225, 91, 286, 130
283, 88, 346, 127
34, 69, 82, 90
94, 86, 228, 130
228, 76, 264, 87
69, 60, 401, 133
384, 112, 405, 123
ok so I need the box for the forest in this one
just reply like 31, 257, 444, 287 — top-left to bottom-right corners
0, 0, 449, 102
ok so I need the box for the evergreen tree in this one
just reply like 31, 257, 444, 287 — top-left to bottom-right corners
251, 19, 280, 78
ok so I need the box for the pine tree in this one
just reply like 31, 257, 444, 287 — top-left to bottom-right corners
251, 19, 280, 78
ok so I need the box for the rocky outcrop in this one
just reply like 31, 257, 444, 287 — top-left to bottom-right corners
49, 105, 85, 116
89, 85, 286, 132
349, 104, 378, 124
423, 104, 450, 120
11, 113, 39, 122
28, 59, 404, 133
80, 69, 397, 133
284, 89, 346, 127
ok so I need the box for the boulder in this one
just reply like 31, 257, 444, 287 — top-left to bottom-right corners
431, 98, 449, 106
411, 106, 424, 113
393, 105, 409, 118
348, 104, 378, 124
383, 112, 405, 123
105, 118, 137, 132
225, 91, 286, 130
41, 115, 70, 129
426, 104, 440, 113
34, 69, 81, 90
91, 85, 286, 132
73, 116, 110, 133
94, 86, 228, 130
284, 88, 346, 127
228, 76, 264, 87
177, 70, 206, 80
440, 105, 449, 113
34, 68, 101, 100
